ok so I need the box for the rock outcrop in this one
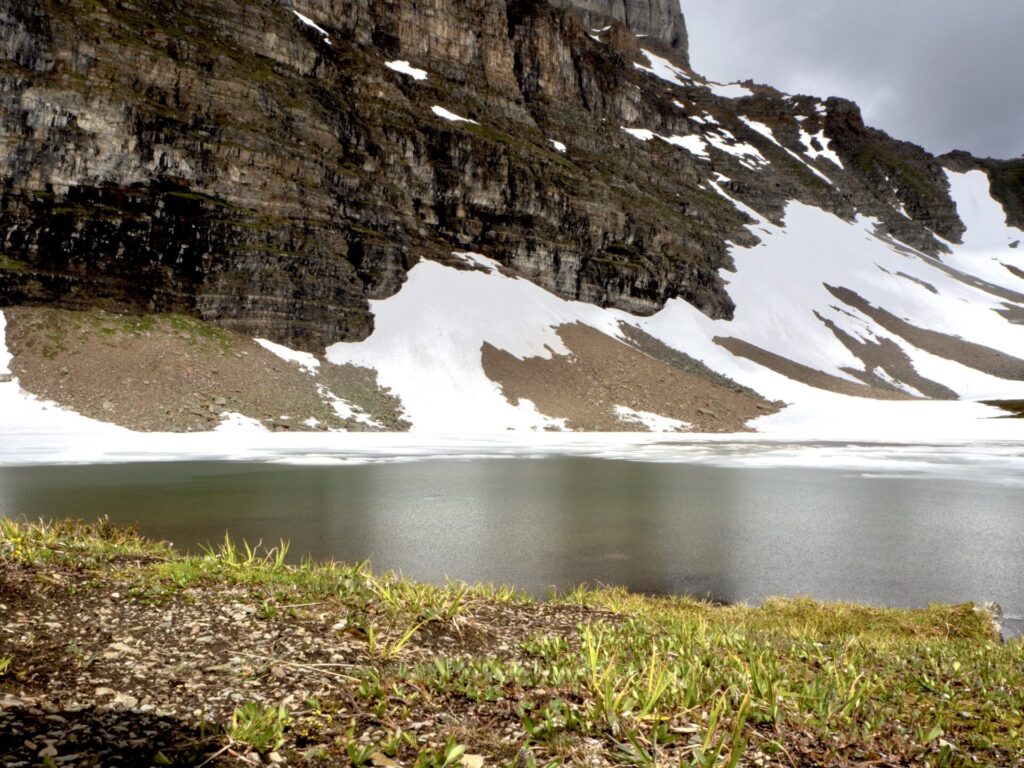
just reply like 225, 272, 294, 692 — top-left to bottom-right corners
557, 0, 689, 60
0, 0, 1015, 349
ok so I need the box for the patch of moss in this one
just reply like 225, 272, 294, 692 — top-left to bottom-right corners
854, 145, 938, 200
0, 254, 31, 274
166, 313, 232, 348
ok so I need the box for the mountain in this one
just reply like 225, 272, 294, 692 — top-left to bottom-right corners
1, 0, 1022, 436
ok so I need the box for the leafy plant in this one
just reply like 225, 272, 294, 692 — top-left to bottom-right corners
228, 702, 290, 753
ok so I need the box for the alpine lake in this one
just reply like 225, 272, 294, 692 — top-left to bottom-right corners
1, 451, 1020, 637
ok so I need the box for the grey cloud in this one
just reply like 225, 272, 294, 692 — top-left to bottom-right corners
683, 0, 1024, 159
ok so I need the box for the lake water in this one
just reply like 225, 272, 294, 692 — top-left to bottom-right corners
1, 455, 1021, 635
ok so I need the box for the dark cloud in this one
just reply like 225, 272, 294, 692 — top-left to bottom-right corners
684, 0, 1024, 159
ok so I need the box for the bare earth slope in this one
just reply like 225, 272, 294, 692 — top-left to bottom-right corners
3, 307, 408, 432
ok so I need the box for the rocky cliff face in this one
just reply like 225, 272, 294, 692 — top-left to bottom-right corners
557, 0, 688, 60
0, 0, 1016, 349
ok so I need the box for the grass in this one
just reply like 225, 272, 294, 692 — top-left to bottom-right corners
1, 518, 1021, 766
228, 702, 290, 753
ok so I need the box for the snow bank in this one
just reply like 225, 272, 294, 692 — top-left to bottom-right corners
622, 127, 655, 141
634, 49, 690, 88
625, 126, 762, 166
662, 134, 710, 159
431, 106, 478, 124
799, 128, 843, 168
326, 253, 626, 432
217, 412, 268, 432
614, 406, 690, 433
738, 118, 832, 184
707, 82, 753, 99
292, 11, 330, 44
317, 384, 385, 429
254, 338, 320, 375
384, 60, 427, 80
939, 169, 1024, 293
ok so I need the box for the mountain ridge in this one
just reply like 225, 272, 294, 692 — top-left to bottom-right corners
1, 0, 1011, 347
1, 0, 1023, 434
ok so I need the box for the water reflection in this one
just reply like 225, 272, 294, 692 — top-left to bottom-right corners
0, 458, 1021, 632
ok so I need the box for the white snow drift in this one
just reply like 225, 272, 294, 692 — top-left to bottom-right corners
431, 106, 478, 124
292, 10, 330, 44
385, 60, 428, 81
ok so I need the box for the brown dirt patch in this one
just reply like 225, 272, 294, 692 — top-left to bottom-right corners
998, 303, 1024, 324
481, 322, 779, 432
826, 285, 1024, 381
3, 307, 408, 432
714, 336, 912, 400
816, 312, 956, 399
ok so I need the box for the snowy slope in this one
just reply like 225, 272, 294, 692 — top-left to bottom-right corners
5, 168, 1019, 443
325, 253, 627, 432
940, 170, 1024, 293
320, 170, 1024, 437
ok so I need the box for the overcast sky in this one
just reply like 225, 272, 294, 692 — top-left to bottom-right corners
684, 1, 1024, 160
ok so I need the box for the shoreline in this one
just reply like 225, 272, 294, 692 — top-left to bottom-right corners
2, 519, 1021, 767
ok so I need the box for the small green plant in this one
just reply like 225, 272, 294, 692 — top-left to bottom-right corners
362, 617, 428, 661
414, 736, 467, 768
228, 702, 290, 753
684, 694, 750, 768
0, 656, 13, 676
380, 728, 415, 757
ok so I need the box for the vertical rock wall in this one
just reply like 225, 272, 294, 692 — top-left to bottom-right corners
558, 0, 688, 61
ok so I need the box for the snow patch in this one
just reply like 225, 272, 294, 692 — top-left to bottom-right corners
738, 118, 778, 146
452, 251, 502, 272
385, 60, 427, 81
254, 338, 320, 375
292, 10, 330, 44
622, 127, 655, 141
634, 49, 691, 88
871, 367, 925, 398
626, 127, 763, 165
640, 194, 1024, 403
738, 118, 832, 184
940, 170, 1024, 294
217, 412, 268, 432
799, 129, 843, 168
316, 385, 385, 430
0, 310, 10, 376
614, 405, 690, 433
662, 134, 710, 159
326, 253, 627, 432
706, 81, 753, 99
431, 106, 478, 125
704, 133, 766, 169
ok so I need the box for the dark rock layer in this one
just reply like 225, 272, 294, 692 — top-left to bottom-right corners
0, 0, 1009, 348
